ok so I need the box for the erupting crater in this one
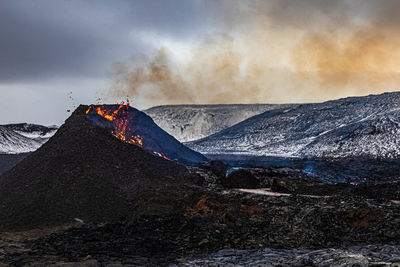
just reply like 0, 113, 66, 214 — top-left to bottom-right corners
86, 102, 144, 147
84, 102, 207, 165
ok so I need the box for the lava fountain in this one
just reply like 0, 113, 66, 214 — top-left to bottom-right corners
85, 101, 169, 160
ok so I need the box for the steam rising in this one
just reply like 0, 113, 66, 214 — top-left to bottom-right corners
108, 0, 400, 107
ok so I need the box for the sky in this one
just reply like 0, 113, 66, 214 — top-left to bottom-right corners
1, 0, 400, 125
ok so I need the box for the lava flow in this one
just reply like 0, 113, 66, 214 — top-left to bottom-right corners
153, 151, 170, 160
85, 101, 143, 147
85, 101, 171, 160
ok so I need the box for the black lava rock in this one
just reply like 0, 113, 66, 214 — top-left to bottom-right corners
209, 160, 228, 178
222, 169, 261, 189
350, 182, 400, 200
271, 177, 350, 196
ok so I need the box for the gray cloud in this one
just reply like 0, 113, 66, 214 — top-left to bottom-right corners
0, 0, 215, 124
1, 0, 400, 125
0, 0, 211, 83
107, 0, 400, 109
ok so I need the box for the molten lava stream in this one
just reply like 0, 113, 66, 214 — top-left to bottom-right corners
86, 103, 169, 160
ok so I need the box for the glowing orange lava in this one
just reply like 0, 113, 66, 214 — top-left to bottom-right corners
85, 101, 169, 160
153, 151, 170, 160
86, 102, 143, 147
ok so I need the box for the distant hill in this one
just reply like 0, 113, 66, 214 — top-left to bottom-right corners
187, 92, 400, 159
0, 126, 43, 154
144, 104, 295, 142
0, 123, 57, 154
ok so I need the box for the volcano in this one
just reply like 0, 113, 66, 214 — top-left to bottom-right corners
0, 105, 204, 231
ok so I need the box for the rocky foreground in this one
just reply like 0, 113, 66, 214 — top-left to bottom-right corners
1, 177, 400, 266
1, 161, 400, 266
176, 245, 400, 266
1, 106, 399, 266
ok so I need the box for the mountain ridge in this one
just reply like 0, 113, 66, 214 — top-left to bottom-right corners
186, 92, 400, 159
145, 104, 296, 142
0, 123, 58, 154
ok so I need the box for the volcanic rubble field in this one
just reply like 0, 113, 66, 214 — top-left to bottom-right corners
0, 106, 400, 266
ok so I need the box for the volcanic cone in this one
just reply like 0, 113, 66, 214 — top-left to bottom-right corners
0, 105, 204, 231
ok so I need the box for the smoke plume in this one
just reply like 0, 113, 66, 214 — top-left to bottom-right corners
108, 0, 400, 107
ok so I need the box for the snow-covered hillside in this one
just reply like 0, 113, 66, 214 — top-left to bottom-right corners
187, 92, 400, 159
0, 126, 43, 154
3, 123, 58, 143
144, 104, 294, 142
0, 124, 57, 154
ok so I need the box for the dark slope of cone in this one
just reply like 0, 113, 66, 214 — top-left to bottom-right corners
0, 153, 29, 175
0, 106, 203, 232
86, 104, 208, 165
